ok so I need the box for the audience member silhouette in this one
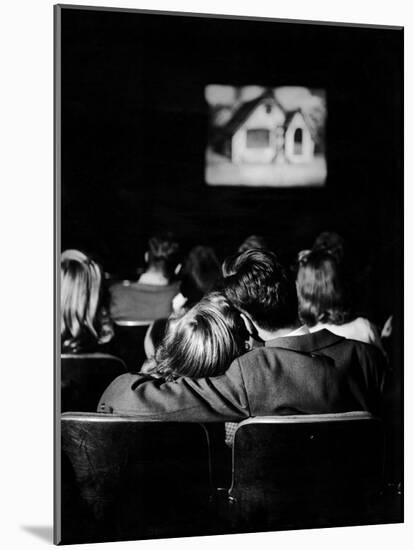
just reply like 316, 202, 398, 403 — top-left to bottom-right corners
312, 231, 345, 263
172, 245, 221, 314
237, 234, 269, 254
61, 249, 114, 354
296, 249, 384, 352
109, 234, 181, 322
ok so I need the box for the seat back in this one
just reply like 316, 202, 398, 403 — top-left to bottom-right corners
60, 413, 212, 544
113, 322, 151, 371
110, 281, 178, 323
229, 412, 384, 531
61, 354, 127, 412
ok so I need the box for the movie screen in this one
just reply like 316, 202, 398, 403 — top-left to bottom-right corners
205, 85, 327, 187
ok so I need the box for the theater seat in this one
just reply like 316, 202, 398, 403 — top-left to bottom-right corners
59, 413, 213, 544
61, 354, 127, 412
113, 320, 152, 371
225, 412, 386, 532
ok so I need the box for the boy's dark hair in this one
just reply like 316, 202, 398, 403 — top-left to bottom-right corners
222, 249, 298, 331
147, 233, 180, 280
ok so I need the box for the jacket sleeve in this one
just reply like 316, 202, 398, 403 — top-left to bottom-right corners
97, 358, 251, 422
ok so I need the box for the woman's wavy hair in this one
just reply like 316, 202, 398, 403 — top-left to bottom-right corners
61, 249, 113, 352
149, 292, 248, 381
296, 249, 351, 327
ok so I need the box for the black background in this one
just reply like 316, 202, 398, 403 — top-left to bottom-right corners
60, 7, 403, 325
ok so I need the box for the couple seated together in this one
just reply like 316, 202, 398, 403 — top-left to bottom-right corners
98, 248, 386, 422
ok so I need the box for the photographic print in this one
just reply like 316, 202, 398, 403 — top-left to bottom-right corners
55, 4, 403, 545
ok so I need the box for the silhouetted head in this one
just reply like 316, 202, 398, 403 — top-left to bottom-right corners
312, 231, 345, 264
296, 249, 351, 327
180, 245, 221, 306
222, 249, 298, 332
237, 234, 269, 254
146, 233, 181, 280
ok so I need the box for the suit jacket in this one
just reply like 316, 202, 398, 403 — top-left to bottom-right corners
97, 330, 386, 422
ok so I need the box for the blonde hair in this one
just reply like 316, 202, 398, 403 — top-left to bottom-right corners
151, 292, 248, 380
61, 250, 113, 352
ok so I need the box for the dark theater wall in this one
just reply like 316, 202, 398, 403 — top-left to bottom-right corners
59, 8, 403, 324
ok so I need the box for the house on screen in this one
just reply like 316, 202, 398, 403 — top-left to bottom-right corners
213, 91, 316, 164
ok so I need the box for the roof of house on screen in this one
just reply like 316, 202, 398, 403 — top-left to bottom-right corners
215, 90, 316, 140
218, 90, 285, 136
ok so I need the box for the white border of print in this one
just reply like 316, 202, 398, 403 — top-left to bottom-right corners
0, 1, 410, 549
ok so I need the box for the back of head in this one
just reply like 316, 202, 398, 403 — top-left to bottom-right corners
152, 291, 248, 380
180, 245, 221, 305
61, 249, 112, 352
312, 231, 345, 264
147, 233, 180, 280
238, 234, 268, 254
222, 249, 298, 332
296, 249, 350, 327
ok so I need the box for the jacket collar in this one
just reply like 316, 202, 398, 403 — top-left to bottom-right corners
265, 329, 344, 353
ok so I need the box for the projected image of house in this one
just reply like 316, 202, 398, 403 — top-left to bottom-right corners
206, 86, 326, 187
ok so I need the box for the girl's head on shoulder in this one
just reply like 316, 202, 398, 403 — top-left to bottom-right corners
151, 291, 249, 380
